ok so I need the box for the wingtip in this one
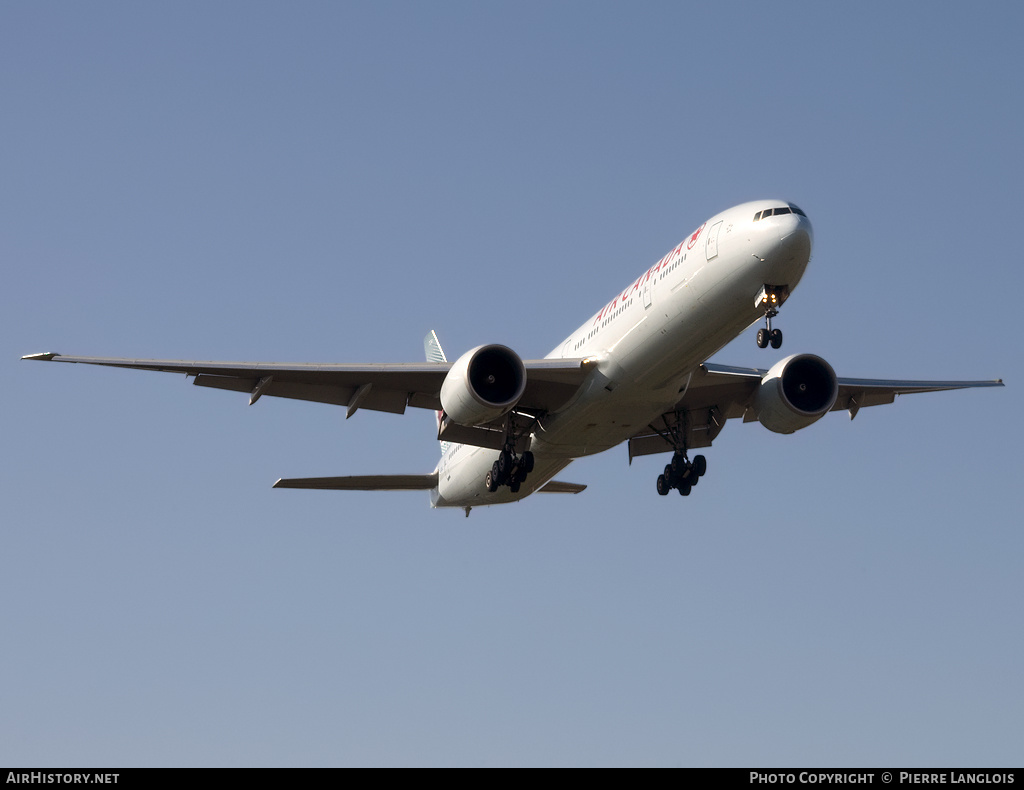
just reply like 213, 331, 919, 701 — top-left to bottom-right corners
21, 352, 58, 361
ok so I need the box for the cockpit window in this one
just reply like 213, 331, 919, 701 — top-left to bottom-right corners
754, 204, 806, 221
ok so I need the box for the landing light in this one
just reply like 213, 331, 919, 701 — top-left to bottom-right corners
754, 285, 790, 310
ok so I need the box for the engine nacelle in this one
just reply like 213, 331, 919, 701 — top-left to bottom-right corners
439, 344, 527, 427
755, 354, 839, 434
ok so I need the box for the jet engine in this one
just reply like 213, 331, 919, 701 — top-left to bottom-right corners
439, 344, 527, 427
755, 354, 839, 434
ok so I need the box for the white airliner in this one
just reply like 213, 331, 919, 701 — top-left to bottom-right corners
23, 200, 1003, 515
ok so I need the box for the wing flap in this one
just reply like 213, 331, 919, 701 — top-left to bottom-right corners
193, 375, 414, 413
627, 405, 726, 460
436, 418, 508, 451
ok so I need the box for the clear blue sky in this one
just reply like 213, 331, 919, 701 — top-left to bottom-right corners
3, 1, 1021, 767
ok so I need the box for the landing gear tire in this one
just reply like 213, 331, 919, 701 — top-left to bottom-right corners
757, 291, 783, 349
658, 452, 707, 497
491, 446, 532, 493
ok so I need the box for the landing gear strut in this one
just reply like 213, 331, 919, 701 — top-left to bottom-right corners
656, 452, 706, 496
755, 285, 787, 349
651, 409, 709, 498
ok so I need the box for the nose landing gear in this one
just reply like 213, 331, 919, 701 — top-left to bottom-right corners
755, 285, 788, 349
756, 324, 782, 350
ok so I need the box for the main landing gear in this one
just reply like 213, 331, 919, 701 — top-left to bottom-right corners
656, 452, 706, 496
485, 447, 535, 494
649, 409, 711, 498
482, 413, 537, 495
755, 285, 787, 349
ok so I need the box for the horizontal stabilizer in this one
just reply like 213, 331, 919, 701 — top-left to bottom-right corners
537, 480, 587, 494
273, 473, 438, 490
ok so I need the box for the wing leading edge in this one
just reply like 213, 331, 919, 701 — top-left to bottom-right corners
627, 362, 1004, 461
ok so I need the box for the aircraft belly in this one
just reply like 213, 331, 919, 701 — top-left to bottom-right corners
433, 445, 572, 508
531, 392, 677, 458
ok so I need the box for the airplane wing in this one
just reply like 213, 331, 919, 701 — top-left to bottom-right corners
627, 361, 1004, 461
20, 352, 592, 418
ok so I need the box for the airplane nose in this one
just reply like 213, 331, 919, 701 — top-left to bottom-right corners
750, 211, 813, 285
778, 215, 813, 263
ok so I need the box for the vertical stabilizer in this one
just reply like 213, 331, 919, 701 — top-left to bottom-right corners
424, 329, 447, 365
424, 330, 449, 454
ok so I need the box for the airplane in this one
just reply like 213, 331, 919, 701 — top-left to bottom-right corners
22, 199, 1003, 516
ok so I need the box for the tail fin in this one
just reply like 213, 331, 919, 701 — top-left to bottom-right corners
425, 330, 449, 453
424, 329, 447, 364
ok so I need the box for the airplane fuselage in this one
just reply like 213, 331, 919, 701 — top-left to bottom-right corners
432, 200, 814, 508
